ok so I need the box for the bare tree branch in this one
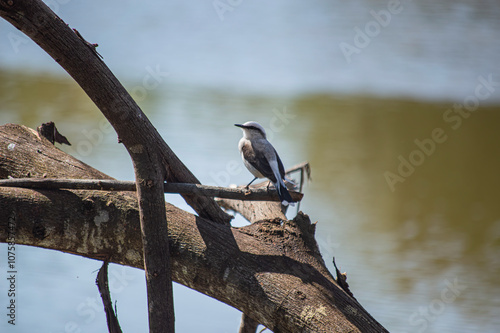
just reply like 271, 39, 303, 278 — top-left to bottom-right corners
0, 178, 304, 202
96, 261, 123, 333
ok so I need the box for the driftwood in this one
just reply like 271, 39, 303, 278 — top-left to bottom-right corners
0, 124, 388, 332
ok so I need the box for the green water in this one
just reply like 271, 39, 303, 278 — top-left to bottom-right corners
1, 69, 499, 332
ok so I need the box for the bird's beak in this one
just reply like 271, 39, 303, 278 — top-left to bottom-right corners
234, 124, 244, 128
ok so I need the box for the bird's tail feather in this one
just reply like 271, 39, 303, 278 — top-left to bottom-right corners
276, 181, 294, 206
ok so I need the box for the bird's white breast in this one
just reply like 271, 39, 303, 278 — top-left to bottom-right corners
238, 138, 265, 178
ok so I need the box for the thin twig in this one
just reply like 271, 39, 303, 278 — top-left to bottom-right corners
284, 161, 311, 212
285, 161, 311, 179
0, 178, 304, 202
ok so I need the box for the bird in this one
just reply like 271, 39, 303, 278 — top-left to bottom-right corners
235, 121, 294, 206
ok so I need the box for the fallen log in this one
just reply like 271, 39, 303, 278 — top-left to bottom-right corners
0, 124, 388, 332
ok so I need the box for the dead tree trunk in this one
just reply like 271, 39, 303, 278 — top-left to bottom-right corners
0, 124, 388, 332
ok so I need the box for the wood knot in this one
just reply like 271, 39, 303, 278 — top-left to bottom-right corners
7, 0, 14, 6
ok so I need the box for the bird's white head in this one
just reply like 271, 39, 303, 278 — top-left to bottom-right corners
234, 121, 267, 140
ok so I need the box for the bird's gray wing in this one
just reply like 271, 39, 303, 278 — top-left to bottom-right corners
274, 147, 286, 180
241, 141, 278, 183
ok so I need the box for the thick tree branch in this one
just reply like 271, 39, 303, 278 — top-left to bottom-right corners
1, 186, 384, 332
0, 124, 388, 332
0, 178, 304, 202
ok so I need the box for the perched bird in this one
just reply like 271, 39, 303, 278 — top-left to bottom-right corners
235, 121, 294, 206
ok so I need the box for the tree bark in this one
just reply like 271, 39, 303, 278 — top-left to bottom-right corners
217, 181, 288, 223
0, 124, 388, 332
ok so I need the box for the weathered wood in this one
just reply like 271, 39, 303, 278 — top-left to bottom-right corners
0, 178, 304, 202
217, 180, 287, 223
96, 261, 123, 333
217, 164, 309, 224
239, 313, 260, 333
37, 121, 71, 146
0, 124, 388, 332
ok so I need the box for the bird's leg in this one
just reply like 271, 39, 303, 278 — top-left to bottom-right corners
246, 177, 257, 189
266, 181, 271, 191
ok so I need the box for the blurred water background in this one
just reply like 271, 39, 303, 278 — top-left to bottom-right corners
1, 0, 500, 332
